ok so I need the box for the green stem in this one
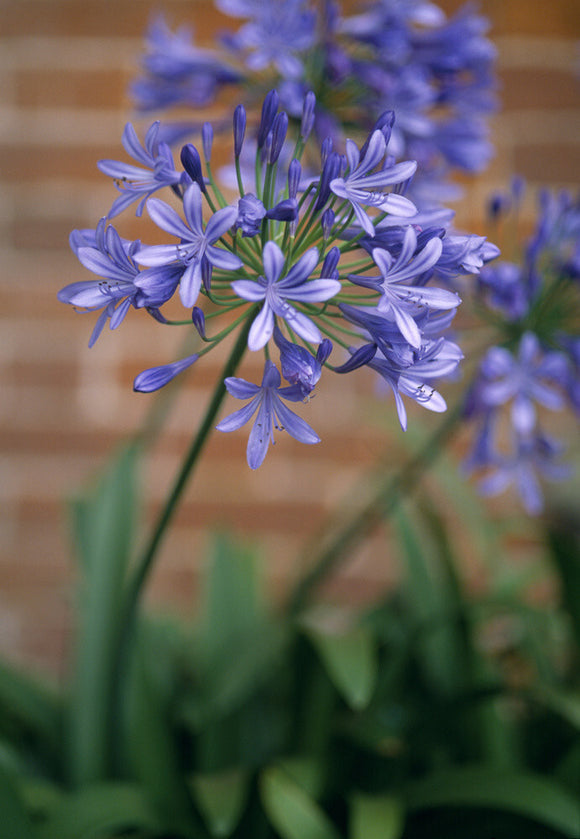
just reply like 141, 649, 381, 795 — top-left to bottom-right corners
111, 317, 252, 766
285, 398, 465, 617
129, 317, 251, 620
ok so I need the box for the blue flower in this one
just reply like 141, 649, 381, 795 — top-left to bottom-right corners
352, 227, 460, 348
59, 220, 179, 346
98, 122, 185, 218
368, 336, 463, 430
478, 332, 567, 434
216, 360, 320, 468
130, 14, 240, 113
478, 432, 570, 515
336, 301, 462, 430
330, 130, 417, 235
136, 183, 242, 308
218, 0, 316, 79
231, 241, 341, 350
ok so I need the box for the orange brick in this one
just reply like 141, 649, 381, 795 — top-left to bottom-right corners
14, 68, 127, 110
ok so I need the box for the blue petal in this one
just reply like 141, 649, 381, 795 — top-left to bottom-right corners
274, 398, 320, 444
147, 197, 192, 240
248, 303, 275, 350
216, 396, 260, 432
262, 241, 285, 284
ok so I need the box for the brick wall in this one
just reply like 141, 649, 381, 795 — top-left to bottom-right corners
1, 0, 579, 674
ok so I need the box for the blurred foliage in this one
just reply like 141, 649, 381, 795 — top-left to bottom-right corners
0, 445, 579, 838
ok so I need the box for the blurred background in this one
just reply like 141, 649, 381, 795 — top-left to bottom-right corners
1, 0, 579, 674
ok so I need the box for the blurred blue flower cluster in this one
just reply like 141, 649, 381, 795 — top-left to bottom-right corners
465, 184, 580, 512
130, 0, 496, 205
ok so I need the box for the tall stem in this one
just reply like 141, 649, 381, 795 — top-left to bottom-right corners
127, 317, 252, 626
286, 399, 465, 617
111, 318, 251, 768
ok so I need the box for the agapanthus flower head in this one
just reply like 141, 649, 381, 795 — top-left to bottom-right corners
465, 183, 579, 512
61, 88, 496, 468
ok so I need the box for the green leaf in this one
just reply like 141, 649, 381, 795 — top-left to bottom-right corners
394, 502, 466, 696
67, 443, 139, 785
124, 620, 198, 837
304, 612, 377, 710
276, 757, 325, 800
0, 765, 38, 838
405, 766, 580, 837
0, 659, 61, 762
534, 684, 580, 730
198, 532, 265, 661
38, 782, 161, 839
350, 794, 404, 839
185, 620, 290, 729
190, 768, 249, 837
260, 766, 340, 839
187, 534, 290, 727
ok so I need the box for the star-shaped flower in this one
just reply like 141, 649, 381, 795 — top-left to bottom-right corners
98, 121, 185, 218
136, 182, 242, 308
330, 130, 417, 236
231, 241, 341, 351
216, 360, 320, 468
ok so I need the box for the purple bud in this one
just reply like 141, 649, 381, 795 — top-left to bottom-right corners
316, 339, 333, 365
301, 91, 316, 140
191, 307, 206, 339
360, 110, 395, 158
321, 246, 340, 278
334, 343, 377, 374
233, 104, 246, 158
257, 89, 279, 149
314, 151, 341, 213
261, 131, 273, 164
180, 144, 206, 193
202, 258, 212, 294
274, 326, 322, 396
202, 122, 213, 162
146, 307, 168, 324
266, 198, 298, 222
269, 111, 288, 164
321, 136, 333, 166
488, 193, 507, 220
321, 208, 335, 240
133, 354, 198, 393
288, 159, 301, 200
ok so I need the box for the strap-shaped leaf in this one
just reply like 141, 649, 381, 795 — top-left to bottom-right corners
0, 661, 60, 761
405, 766, 580, 837
0, 766, 37, 839
38, 782, 160, 839
260, 766, 340, 839
67, 443, 139, 785
350, 794, 404, 839
190, 769, 249, 837
124, 621, 198, 836
304, 611, 377, 710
